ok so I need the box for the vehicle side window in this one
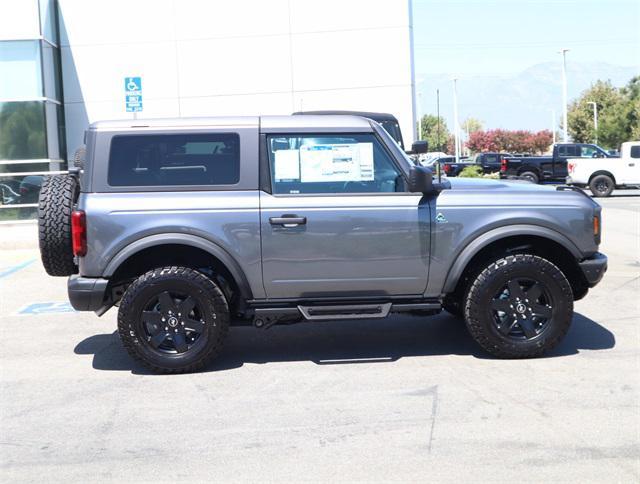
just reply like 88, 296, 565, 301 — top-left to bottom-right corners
630, 146, 640, 158
579, 145, 597, 157
485, 155, 497, 163
267, 133, 406, 195
108, 133, 240, 187
559, 145, 579, 157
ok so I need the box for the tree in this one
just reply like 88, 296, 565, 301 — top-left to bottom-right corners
467, 129, 552, 154
419, 114, 451, 152
461, 117, 483, 135
567, 77, 639, 149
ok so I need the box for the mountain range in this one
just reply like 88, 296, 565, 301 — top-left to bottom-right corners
418, 61, 638, 132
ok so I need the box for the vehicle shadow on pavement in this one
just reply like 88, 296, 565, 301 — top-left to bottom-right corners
73, 312, 615, 374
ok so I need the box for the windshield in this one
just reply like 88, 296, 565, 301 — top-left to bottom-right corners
378, 120, 404, 149
372, 123, 412, 172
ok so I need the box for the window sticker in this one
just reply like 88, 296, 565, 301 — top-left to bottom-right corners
274, 149, 300, 181
299, 143, 374, 183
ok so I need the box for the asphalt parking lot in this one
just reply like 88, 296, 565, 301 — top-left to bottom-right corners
1, 192, 639, 482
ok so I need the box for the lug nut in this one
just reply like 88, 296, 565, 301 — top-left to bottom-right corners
164, 326, 168, 330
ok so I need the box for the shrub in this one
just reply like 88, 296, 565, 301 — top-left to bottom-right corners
458, 165, 483, 178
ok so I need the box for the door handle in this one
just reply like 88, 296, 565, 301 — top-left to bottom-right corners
269, 215, 307, 227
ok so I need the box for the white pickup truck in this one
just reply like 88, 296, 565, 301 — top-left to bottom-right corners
567, 141, 640, 197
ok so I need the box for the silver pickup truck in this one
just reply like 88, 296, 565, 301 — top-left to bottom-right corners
38, 115, 607, 373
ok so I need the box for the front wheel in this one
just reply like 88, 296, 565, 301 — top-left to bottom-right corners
464, 254, 573, 358
117, 267, 229, 373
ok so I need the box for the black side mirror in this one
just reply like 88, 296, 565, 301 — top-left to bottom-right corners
408, 165, 435, 193
411, 140, 428, 154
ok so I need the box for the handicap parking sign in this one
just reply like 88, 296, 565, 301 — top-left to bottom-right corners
125, 76, 143, 112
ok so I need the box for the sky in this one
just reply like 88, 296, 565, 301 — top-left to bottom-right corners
411, 0, 640, 131
412, 0, 640, 77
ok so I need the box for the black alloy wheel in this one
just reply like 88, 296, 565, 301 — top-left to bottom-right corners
141, 290, 207, 355
490, 277, 553, 340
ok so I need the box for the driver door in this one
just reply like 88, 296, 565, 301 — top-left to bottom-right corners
259, 132, 430, 299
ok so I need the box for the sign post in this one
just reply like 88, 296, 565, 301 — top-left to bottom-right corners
124, 77, 143, 117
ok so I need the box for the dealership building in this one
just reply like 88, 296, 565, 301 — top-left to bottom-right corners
0, 0, 417, 221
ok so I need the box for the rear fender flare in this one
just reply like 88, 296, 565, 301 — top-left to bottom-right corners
103, 233, 253, 300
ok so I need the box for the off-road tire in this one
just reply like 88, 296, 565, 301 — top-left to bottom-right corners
73, 146, 86, 169
520, 171, 539, 184
464, 254, 573, 358
38, 174, 79, 276
589, 174, 614, 197
117, 266, 230, 373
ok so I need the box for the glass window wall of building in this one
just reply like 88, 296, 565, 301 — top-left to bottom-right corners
0, 0, 65, 222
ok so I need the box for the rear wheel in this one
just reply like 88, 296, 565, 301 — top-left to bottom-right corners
589, 174, 614, 197
520, 171, 539, 184
464, 254, 573, 358
117, 267, 229, 373
38, 174, 79, 276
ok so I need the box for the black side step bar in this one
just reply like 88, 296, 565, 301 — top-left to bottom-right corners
252, 300, 441, 329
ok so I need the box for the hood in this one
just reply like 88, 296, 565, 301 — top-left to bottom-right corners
447, 177, 556, 193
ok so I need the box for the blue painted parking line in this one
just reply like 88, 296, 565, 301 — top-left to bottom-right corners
18, 302, 76, 315
0, 259, 35, 279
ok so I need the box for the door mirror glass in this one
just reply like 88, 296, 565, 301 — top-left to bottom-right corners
408, 165, 434, 193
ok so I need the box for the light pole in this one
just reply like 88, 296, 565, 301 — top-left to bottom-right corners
452, 78, 460, 162
559, 48, 570, 142
436, 88, 441, 151
417, 91, 423, 141
587, 101, 598, 145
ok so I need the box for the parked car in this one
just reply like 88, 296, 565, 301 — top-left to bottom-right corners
19, 175, 44, 203
500, 143, 614, 183
38, 115, 607, 373
566, 141, 640, 196
440, 152, 512, 177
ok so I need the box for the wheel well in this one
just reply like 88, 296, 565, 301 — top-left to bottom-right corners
108, 244, 246, 316
589, 171, 616, 185
517, 166, 539, 175
449, 235, 588, 302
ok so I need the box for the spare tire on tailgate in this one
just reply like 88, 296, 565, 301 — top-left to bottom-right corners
38, 174, 79, 276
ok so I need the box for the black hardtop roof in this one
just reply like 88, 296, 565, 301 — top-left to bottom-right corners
293, 110, 399, 123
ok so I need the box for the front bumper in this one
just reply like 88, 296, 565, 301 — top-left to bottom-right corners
579, 252, 608, 287
68, 275, 109, 311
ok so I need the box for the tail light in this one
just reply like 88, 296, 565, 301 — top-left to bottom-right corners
500, 157, 508, 172
71, 210, 87, 256
568, 162, 575, 173
443, 164, 451, 173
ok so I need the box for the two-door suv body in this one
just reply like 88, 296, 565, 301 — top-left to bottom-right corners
38, 115, 607, 372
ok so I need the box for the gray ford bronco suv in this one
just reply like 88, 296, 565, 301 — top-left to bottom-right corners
38, 115, 607, 373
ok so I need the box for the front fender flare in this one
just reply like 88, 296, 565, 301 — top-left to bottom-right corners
103, 233, 253, 300
442, 224, 582, 293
